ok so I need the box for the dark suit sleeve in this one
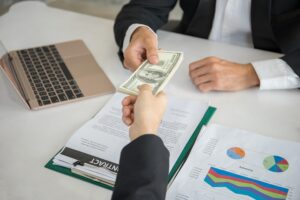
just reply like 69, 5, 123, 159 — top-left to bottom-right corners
111, 134, 169, 200
113, 0, 177, 60
273, 8, 300, 76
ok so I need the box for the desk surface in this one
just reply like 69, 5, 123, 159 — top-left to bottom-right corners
0, 1, 299, 200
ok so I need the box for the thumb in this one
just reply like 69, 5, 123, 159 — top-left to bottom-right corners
138, 84, 153, 93
145, 40, 159, 64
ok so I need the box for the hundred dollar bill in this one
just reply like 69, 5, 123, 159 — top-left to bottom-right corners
118, 50, 184, 95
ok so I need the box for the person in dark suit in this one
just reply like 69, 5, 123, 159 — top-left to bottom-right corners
111, 84, 169, 200
114, 0, 300, 91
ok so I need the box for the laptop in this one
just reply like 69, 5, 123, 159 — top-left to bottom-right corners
0, 40, 115, 110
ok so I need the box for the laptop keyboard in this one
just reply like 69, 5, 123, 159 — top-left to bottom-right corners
16, 45, 84, 106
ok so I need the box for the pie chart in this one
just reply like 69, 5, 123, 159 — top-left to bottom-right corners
263, 155, 289, 172
227, 147, 245, 159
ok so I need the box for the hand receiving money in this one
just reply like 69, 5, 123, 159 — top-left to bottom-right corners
119, 50, 184, 95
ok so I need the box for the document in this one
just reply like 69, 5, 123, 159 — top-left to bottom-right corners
52, 92, 209, 186
166, 124, 300, 200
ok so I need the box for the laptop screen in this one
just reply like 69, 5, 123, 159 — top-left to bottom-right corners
0, 41, 7, 58
0, 41, 27, 99
0, 41, 13, 68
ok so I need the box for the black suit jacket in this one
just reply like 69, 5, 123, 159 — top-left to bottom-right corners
111, 134, 169, 200
114, 0, 300, 76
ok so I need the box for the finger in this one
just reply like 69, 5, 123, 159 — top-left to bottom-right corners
123, 60, 129, 70
197, 81, 216, 92
123, 55, 142, 70
122, 96, 137, 106
193, 74, 214, 85
189, 65, 212, 79
145, 40, 159, 64
122, 105, 133, 117
123, 59, 140, 72
124, 48, 144, 70
138, 84, 153, 93
130, 113, 134, 121
189, 56, 221, 71
122, 106, 128, 116
122, 115, 132, 126
146, 48, 159, 64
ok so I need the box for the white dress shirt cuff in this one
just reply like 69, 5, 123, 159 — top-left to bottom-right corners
122, 24, 157, 53
251, 59, 300, 90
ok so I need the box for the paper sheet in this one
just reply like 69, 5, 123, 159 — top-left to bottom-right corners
54, 92, 209, 182
166, 124, 300, 200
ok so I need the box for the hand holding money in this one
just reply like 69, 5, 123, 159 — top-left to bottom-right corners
119, 50, 184, 95
122, 84, 167, 141
123, 26, 159, 71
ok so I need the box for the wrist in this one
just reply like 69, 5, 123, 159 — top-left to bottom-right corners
129, 131, 157, 141
129, 124, 158, 141
245, 63, 260, 87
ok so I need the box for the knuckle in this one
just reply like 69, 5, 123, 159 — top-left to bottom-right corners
123, 60, 129, 68
124, 50, 132, 60
193, 77, 198, 85
211, 62, 218, 67
212, 81, 220, 89
189, 64, 196, 72
189, 61, 197, 67
195, 77, 201, 85
198, 84, 207, 92
192, 77, 198, 84
207, 56, 219, 62
213, 72, 220, 80
210, 63, 219, 70
190, 71, 197, 79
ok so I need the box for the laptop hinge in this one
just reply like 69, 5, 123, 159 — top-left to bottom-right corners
1, 53, 32, 109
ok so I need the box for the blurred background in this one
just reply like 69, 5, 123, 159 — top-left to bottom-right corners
0, 0, 182, 20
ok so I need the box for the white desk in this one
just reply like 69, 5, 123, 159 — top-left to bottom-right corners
0, 1, 299, 200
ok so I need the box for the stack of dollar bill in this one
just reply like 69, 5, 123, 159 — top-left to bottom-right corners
119, 50, 184, 95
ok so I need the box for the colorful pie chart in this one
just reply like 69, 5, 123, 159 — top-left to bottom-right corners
227, 147, 245, 159
263, 155, 289, 173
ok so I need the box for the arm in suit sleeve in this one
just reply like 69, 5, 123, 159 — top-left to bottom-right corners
111, 134, 170, 200
273, 8, 300, 77
113, 0, 177, 60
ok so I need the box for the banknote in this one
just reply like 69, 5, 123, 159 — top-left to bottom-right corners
118, 50, 184, 95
